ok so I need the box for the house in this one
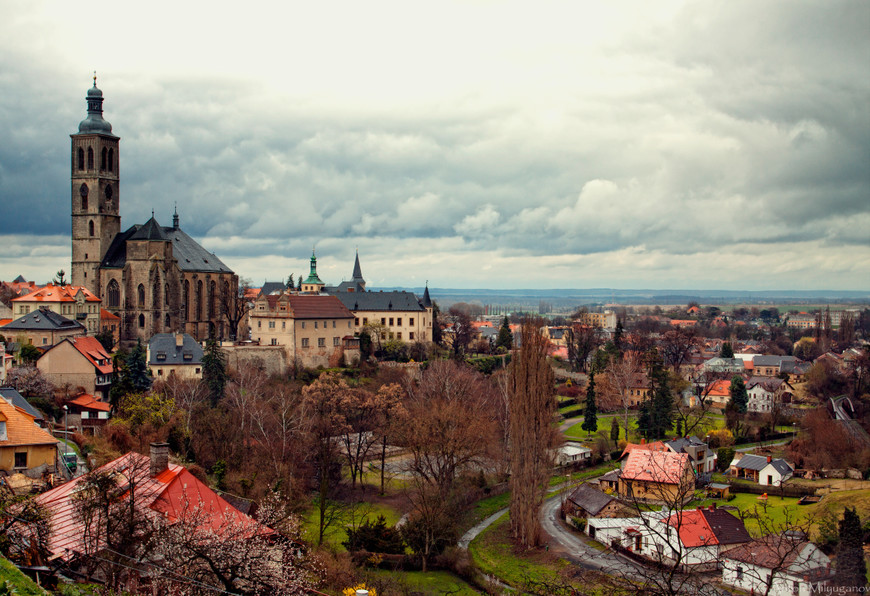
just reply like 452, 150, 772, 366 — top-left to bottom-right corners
639, 506, 751, 571
565, 482, 631, 520
36, 336, 113, 400
11, 284, 102, 335
597, 468, 621, 492
66, 393, 111, 434
0, 396, 59, 475
752, 355, 798, 378
701, 357, 745, 375
0, 387, 45, 426
585, 510, 669, 549
29, 443, 261, 566
665, 436, 717, 474
623, 373, 651, 407
0, 308, 86, 348
729, 453, 794, 486
147, 333, 204, 380
746, 376, 794, 414
618, 449, 695, 504
574, 311, 617, 329
99, 308, 120, 349
0, 345, 11, 384
556, 441, 592, 466
722, 534, 831, 596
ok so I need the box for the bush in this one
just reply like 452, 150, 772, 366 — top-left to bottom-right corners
717, 447, 735, 472
344, 515, 406, 555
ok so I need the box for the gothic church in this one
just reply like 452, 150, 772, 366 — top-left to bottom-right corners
70, 79, 237, 345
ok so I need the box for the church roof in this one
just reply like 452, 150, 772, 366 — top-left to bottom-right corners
101, 220, 233, 274
351, 251, 365, 283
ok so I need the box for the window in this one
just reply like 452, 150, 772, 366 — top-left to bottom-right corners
334, 337, 340, 346
409, 317, 414, 326
268, 321, 276, 329
164, 313, 170, 328
735, 566, 743, 580
271, 338, 277, 345
257, 320, 261, 328
301, 321, 306, 329
101, 147, 107, 170
138, 284, 145, 307
355, 318, 360, 326
14, 452, 26, 469
87, 147, 94, 169
381, 318, 386, 325
389, 317, 394, 326
78, 147, 85, 170
397, 317, 402, 326
314, 321, 318, 329
792, 581, 799, 595
105, 184, 113, 202
108, 148, 114, 172
80, 184, 88, 210
397, 332, 402, 340
363, 318, 368, 325
332, 320, 336, 328
89, 220, 95, 236
138, 314, 145, 328
301, 338, 309, 348
318, 338, 325, 347
409, 332, 415, 340
282, 321, 286, 329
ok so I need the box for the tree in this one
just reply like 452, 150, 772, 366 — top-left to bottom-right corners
109, 342, 152, 406
373, 383, 405, 495
18, 343, 41, 365
728, 376, 748, 414
94, 327, 115, 352
610, 416, 620, 443
509, 319, 559, 548
219, 277, 248, 341
285, 273, 294, 289
446, 306, 474, 357
431, 300, 442, 345
343, 514, 405, 554
496, 315, 513, 352
604, 350, 642, 440
52, 269, 67, 285
833, 507, 867, 591
201, 336, 228, 407
637, 351, 675, 440
565, 322, 602, 372
720, 341, 734, 359
5, 366, 53, 398
581, 371, 598, 435
659, 328, 697, 371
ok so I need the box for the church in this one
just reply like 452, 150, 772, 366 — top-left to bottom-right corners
70, 79, 238, 345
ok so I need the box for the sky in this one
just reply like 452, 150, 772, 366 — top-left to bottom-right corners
0, 1, 868, 292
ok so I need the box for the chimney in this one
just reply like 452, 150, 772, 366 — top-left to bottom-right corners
640, 438, 646, 445
150, 442, 169, 477
176, 333, 184, 348
710, 503, 716, 511
767, 456, 772, 463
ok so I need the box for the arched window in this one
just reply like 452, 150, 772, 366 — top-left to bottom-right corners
101, 147, 107, 170
105, 184, 113, 202
195, 280, 203, 320
137, 284, 145, 307
138, 314, 145, 328
182, 280, 189, 321
88, 220, 95, 236
77, 148, 85, 170
208, 280, 216, 319
87, 147, 94, 170
107, 279, 120, 308
164, 283, 170, 308
164, 313, 171, 328
152, 272, 161, 311
108, 148, 114, 172
80, 184, 88, 211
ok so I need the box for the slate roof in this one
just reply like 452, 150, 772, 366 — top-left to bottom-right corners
568, 483, 615, 516
665, 436, 706, 453
723, 535, 829, 574
258, 281, 286, 296
148, 333, 203, 366
621, 450, 691, 485
31, 451, 261, 562
747, 376, 787, 391
0, 387, 44, 421
731, 454, 793, 476
101, 220, 232, 274
331, 290, 425, 312
1, 309, 85, 333
667, 507, 751, 548
753, 355, 797, 367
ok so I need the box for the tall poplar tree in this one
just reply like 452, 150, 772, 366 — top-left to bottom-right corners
834, 507, 868, 590
509, 319, 559, 547
581, 371, 598, 434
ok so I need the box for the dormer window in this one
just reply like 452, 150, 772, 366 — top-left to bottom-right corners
156, 351, 166, 361
183, 351, 193, 361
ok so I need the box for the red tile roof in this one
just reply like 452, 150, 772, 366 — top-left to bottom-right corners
706, 379, 731, 397
100, 308, 120, 321
667, 507, 751, 548
32, 452, 261, 561
65, 336, 113, 374
12, 284, 100, 304
621, 449, 691, 484
287, 295, 353, 319
68, 393, 112, 413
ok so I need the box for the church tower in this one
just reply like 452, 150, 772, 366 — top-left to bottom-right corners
71, 75, 120, 295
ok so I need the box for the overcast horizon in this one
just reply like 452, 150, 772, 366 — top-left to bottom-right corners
1, 1, 868, 292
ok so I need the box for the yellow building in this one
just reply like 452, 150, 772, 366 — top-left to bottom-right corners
0, 398, 59, 474
575, 310, 617, 329
11, 284, 101, 334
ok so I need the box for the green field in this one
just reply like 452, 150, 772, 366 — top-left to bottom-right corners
301, 500, 403, 551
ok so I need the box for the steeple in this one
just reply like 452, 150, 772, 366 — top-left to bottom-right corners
421, 282, 432, 308
78, 73, 115, 136
301, 248, 324, 293
173, 205, 180, 229
352, 250, 364, 282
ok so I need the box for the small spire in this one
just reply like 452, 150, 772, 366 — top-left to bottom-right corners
151, 208, 155, 218
93, 71, 97, 87
173, 204, 179, 229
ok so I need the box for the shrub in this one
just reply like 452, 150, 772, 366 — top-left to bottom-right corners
343, 515, 406, 555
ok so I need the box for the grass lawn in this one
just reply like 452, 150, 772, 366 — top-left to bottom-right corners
564, 411, 729, 441
0, 556, 48, 596
301, 500, 404, 551
366, 569, 482, 595
691, 493, 804, 535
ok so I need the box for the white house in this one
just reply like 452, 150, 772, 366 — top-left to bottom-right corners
746, 376, 793, 414
722, 535, 831, 596
557, 441, 593, 466
729, 454, 794, 486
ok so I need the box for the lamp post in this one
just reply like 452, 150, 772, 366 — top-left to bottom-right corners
62, 404, 68, 454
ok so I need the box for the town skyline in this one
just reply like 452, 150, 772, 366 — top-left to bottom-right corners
1, 1, 868, 291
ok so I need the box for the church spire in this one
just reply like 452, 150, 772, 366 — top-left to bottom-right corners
78, 73, 114, 135
351, 249, 365, 284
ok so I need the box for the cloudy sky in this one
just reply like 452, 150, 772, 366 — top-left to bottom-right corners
1, 1, 868, 291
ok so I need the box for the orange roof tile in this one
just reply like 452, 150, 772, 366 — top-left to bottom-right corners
65, 336, 113, 374
621, 449, 690, 484
100, 308, 120, 321
68, 393, 112, 413
13, 284, 101, 304
0, 399, 59, 447
707, 379, 731, 396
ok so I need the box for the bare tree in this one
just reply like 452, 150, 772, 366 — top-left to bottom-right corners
509, 319, 560, 548
602, 350, 643, 440
219, 276, 247, 341
659, 328, 697, 372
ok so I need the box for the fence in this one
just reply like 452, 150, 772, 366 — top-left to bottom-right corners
727, 480, 816, 498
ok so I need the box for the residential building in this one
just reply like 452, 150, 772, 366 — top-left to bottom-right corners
100, 308, 120, 348
785, 312, 816, 330
701, 357, 745, 375
566, 483, 631, 520
334, 289, 433, 344
729, 454, 794, 486
722, 534, 831, 596
0, 387, 45, 426
147, 333, 204, 380
249, 292, 360, 368
746, 376, 794, 414
623, 373, 651, 407
556, 441, 592, 466
575, 311, 617, 329
11, 284, 102, 334
618, 449, 695, 504
68, 80, 237, 344
665, 436, 717, 474
0, 396, 59, 474
66, 393, 111, 434
36, 336, 113, 399
752, 355, 799, 378
0, 308, 86, 348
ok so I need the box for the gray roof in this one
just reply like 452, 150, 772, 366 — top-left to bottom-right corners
747, 376, 787, 390
148, 333, 203, 366
0, 387, 44, 421
666, 435, 706, 453
101, 219, 232, 274
259, 282, 286, 296
753, 355, 797, 367
733, 454, 793, 475
331, 290, 424, 313
568, 483, 614, 516
2, 309, 85, 332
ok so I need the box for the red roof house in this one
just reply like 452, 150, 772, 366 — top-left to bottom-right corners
619, 449, 694, 504
36, 336, 114, 400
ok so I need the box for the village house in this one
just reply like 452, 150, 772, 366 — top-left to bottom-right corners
556, 441, 593, 466
721, 534, 831, 596
0, 396, 59, 475
565, 482, 632, 520
752, 355, 799, 378
623, 373, 651, 407
0, 387, 46, 427
65, 393, 111, 434
11, 284, 102, 335
0, 308, 86, 349
729, 453, 794, 486
36, 336, 113, 400
147, 333, 204, 380
746, 376, 794, 414
665, 436, 717, 474
618, 449, 695, 504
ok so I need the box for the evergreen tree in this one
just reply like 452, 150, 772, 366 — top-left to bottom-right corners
286, 273, 294, 289
431, 301, 442, 345
610, 417, 620, 443
581, 372, 598, 434
834, 507, 868, 590
728, 376, 748, 414
202, 337, 228, 407
720, 341, 734, 359
495, 316, 513, 351
94, 328, 115, 352
613, 318, 624, 353
126, 340, 152, 393
297, 275, 303, 291
637, 351, 674, 440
